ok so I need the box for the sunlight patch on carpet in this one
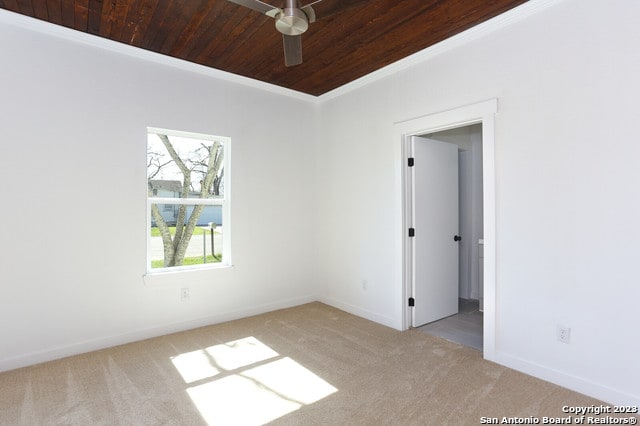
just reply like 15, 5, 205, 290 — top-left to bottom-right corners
171, 336, 279, 384
171, 337, 338, 424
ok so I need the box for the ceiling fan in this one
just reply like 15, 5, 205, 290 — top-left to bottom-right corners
227, 0, 323, 66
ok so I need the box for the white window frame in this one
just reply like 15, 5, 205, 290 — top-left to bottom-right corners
146, 127, 231, 274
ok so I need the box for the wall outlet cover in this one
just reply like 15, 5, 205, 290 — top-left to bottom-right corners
557, 325, 571, 344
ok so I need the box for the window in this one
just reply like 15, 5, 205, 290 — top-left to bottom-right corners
147, 128, 230, 272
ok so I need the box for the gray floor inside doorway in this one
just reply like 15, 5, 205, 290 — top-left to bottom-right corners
417, 298, 483, 351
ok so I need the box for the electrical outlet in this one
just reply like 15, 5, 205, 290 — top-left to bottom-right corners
180, 287, 190, 302
362, 280, 368, 290
557, 325, 571, 344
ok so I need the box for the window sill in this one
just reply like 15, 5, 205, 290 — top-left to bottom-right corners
143, 263, 234, 286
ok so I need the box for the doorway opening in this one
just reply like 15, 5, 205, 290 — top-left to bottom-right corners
397, 99, 496, 358
413, 125, 484, 351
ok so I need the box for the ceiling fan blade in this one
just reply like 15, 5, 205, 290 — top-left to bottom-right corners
227, 0, 278, 15
300, 4, 316, 23
283, 34, 302, 67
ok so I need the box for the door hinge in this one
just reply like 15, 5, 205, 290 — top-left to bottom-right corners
408, 297, 415, 307
408, 157, 414, 167
408, 228, 415, 237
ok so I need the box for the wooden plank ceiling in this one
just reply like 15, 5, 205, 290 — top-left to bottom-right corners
0, 0, 528, 96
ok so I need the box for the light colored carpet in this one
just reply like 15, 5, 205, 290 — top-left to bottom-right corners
0, 302, 634, 425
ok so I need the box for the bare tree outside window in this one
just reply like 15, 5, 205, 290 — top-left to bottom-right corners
147, 130, 226, 269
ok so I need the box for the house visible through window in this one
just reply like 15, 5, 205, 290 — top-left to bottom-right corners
147, 128, 230, 271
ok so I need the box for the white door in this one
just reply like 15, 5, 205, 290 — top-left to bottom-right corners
411, 136, 459, 327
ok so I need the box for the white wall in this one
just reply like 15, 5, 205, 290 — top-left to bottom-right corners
316, 0, 640, 406
0, 11, 318, 370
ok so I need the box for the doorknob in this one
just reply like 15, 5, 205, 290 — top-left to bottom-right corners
454, 235, 461, 242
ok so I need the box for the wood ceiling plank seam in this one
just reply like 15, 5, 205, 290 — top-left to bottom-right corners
319, 0, 439, 58
196, 4, 254, 62
410, 0, 515, 41
311, 0, 374, 21
177, 1, 234, 61
289, 2, 392, 83
133, 0, 164, 48
86, 0, 103, 34
1, 0, 25, 16
213, 1, 281, 75
32, 0, 49, 19
108, 0, 133, 41
167, 0, 216, 57
192, 5, 252, 64
346, 4, 451, 63
59, 0, 74, 27
15, 0, 34, 15
118, 0, 145, 42
73, 0, 89, 31
94, 0, 128, 39
144, 0, 177, 52
205, 10, 275, 69
45, 0, 63, 23
121, 0, 158, 46
318, 1, 424, 54
360, 0, 529, 65
97, 0, 114, 36
98, 0, 126, 37
167, 0, 221, 57
218, 18, 280, 73
157, 0, 202, 54
3, 0, 21, 13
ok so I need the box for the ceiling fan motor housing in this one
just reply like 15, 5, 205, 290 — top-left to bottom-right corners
275, 7, 309, 35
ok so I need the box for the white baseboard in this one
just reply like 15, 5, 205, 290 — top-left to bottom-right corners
318, 295, 399, 330
0, 295, 317, 373
492, 351, 640, 407
5, 295, 638, 410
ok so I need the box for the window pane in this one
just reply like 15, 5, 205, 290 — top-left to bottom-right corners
147, 132, 224, 200
150, 204, 223, 269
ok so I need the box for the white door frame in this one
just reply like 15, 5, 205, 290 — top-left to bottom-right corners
395, 99, 497, 359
